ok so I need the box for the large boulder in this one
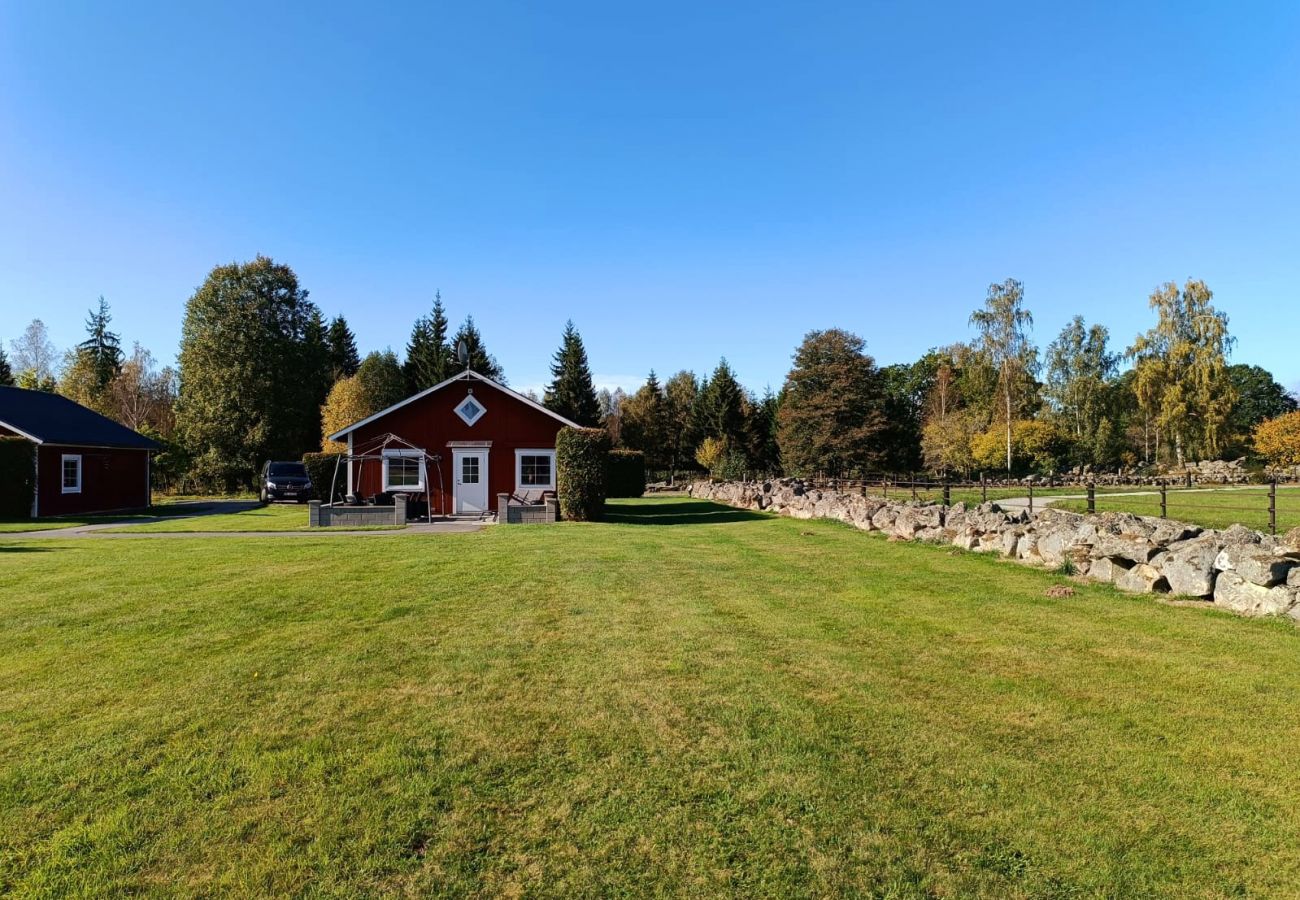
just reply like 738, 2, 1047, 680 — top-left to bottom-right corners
1115, 563, 1169, 594
1159, 534, 1223, 598
1214, 572, 1300, 617
1214, 545, 1296, 588
1087, 556, 1131, 585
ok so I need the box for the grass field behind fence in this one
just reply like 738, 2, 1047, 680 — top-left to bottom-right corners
1054, 486, 1300, 532
6, 498, 1300, 895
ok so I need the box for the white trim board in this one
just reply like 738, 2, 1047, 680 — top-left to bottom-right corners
326, 369, 581, 441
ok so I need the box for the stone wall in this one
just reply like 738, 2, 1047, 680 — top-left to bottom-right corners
690, 479, 1300, 621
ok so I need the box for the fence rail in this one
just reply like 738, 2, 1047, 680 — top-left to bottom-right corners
730, 475, 1298, 535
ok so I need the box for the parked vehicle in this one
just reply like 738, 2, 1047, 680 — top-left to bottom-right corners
259, 461, 313, 503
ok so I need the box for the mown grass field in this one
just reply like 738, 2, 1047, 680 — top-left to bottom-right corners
0, 498, 253, 534
1054, 485, 1300, 532
5, 497, 1300, 896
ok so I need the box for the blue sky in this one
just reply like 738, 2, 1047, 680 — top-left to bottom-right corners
2, 2, 1298, 396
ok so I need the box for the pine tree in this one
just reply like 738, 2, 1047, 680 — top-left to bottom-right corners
404, 292, 454, 392
326, 315, 361, 379
451, 316, 504, 381
544, 320, 601, 426
77, 297, 124, 392
0, 344, 13, 386
621, 370, 669, 469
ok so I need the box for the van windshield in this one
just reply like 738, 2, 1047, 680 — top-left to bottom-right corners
269, 463, 308, 478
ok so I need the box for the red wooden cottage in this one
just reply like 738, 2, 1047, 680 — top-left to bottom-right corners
0, 386, 159, 517
327, 370, 578, 517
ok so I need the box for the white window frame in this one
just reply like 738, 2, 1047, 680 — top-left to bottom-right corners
61, 453, 82, 494
381, 449, 425, 492
515, 449, 556, 491
453, 393, 488, 426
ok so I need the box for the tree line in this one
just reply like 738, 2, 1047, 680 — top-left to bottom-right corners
4, 259, 1298, 492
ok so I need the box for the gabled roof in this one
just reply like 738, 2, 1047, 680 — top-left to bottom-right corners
327, 369, 581, 441
0, 386, 161, 450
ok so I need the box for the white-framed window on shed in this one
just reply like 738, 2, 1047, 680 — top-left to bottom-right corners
515, 449, 556, 491
382, 450, 425, 491
61, 454, 82, 494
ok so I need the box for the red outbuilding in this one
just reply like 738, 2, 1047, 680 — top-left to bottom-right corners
0, 386, 159, 517
327, 369, 579, 517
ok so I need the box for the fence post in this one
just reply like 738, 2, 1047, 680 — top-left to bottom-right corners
1028, 483, 1034, 516
942, 481, 950, 508
883, 478, 889, 500
910, 473, 917, 501
1270, 479, 1278, 535
1087, 483, 1095, 515
1160, 483, 1167, 519
981, 473, 987, 504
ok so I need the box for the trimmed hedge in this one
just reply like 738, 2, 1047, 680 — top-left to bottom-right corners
303, 451, 347, 502
606, 450, 646, 498
556, 427, 609, 521
0, 437, 36, 519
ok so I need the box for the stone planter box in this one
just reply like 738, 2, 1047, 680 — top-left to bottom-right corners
310, 495, 407, 528
497, 492, 558, 524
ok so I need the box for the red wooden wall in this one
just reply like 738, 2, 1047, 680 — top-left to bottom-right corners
36, 444, 150, 517
347, 378, 566, 515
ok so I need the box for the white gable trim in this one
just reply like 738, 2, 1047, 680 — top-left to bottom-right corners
0, 418, 43, 444
326, 369, 581, 441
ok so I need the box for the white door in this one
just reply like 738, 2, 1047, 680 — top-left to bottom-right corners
453, 449, 489, 514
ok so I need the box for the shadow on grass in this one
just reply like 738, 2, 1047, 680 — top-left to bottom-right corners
0, 545, 51, 552
603, 500, 769, 526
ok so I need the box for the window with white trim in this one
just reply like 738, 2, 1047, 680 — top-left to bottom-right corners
62, 454, 82, 494
515, 449, 556, 490
382, 450, 425, 491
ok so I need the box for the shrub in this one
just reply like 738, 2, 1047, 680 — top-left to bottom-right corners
557, 427, 609, 520
303, 451, 347, 501
0, 437, 35, 519
1254, 411, 1300, 468
972, 420, 1073, 475
606, 450, 646, 498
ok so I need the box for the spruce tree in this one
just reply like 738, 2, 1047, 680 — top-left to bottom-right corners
544, 320, 601, 426
326, 315, 360, 379
404, 291, 454, 392
451, 316, 504, 381
78, 297, 124, 392
695, 358, 746, 446
303, 308, 334, 440
0, 344, 12, 387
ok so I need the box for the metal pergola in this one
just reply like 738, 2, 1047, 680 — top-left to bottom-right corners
327, 432, 445, 519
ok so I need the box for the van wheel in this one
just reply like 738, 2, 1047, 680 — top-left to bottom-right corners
260, 489, 269, 504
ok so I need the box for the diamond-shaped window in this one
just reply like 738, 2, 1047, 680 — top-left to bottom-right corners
455, 395, 486, 426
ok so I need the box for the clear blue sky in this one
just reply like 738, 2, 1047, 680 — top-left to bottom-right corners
2, 2, 1298, 396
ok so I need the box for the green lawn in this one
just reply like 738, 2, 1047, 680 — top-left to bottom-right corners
1054, 485, 1300, 532
5, 498, 1300, 895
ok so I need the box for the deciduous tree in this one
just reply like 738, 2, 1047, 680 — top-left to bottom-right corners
1127, 279, 1236, 465
9, 319, 58, 387
969, 279, 1037, 471
776, 329, 888, 477
176, 256, 322, 490
1253, 411, 1300, 469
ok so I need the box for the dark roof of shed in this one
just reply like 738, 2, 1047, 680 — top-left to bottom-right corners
0, 386, 160, 450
